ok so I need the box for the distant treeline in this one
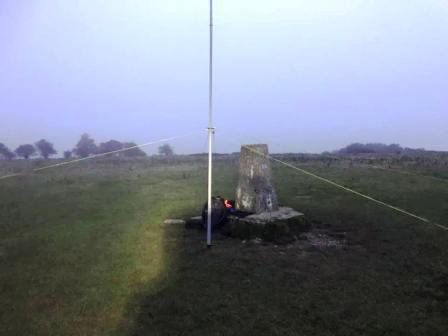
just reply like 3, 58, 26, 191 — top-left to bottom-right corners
0, 134, 175, 160
1, 137, 445, 161
331, 143, 443, 155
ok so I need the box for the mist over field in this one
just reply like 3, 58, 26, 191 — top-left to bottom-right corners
1, 0, 448, 154
1, 2, 448, 336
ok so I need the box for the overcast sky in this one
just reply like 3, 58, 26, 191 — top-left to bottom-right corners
1, 0, 447, 154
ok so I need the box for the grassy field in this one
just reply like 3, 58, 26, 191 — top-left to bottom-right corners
1, 157, 448, 335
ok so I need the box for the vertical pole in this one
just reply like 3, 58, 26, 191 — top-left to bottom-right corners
207, 0, 214, 248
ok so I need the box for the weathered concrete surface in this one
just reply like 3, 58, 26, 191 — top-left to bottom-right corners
240, 207, 304, 225
223, 208, 310, 242
236, 144, 279, 213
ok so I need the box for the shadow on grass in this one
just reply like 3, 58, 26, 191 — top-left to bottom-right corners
114, 162, 448, 336
116, 213, 448, 335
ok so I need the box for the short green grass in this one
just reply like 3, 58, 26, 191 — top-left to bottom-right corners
1, 158, 447, 335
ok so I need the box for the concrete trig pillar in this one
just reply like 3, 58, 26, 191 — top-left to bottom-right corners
236, 144, 279, 214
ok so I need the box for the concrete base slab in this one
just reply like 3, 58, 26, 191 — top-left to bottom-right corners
240, 207, 304, 225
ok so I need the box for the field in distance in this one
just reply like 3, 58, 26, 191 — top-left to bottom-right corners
0, 155, 447, 335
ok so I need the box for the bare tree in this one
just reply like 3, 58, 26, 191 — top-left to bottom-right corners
98, 140, 123, 155
122, 142, 146, 157
158, 144, 174, 156
74, 134, 97, 158
35, 139, 57, 159
15, 144, 36, 160
0, 143, 15, 160
63, 151, 73, 160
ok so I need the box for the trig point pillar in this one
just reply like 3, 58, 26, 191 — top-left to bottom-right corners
236, 144, 279, 213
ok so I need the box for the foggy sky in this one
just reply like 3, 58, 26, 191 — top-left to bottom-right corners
1, 0, 447, 154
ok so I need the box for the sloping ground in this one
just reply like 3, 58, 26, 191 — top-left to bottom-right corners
1, 159, 447, 335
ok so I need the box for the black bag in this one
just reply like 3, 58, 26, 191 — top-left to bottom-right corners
201, 196, 228, 229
